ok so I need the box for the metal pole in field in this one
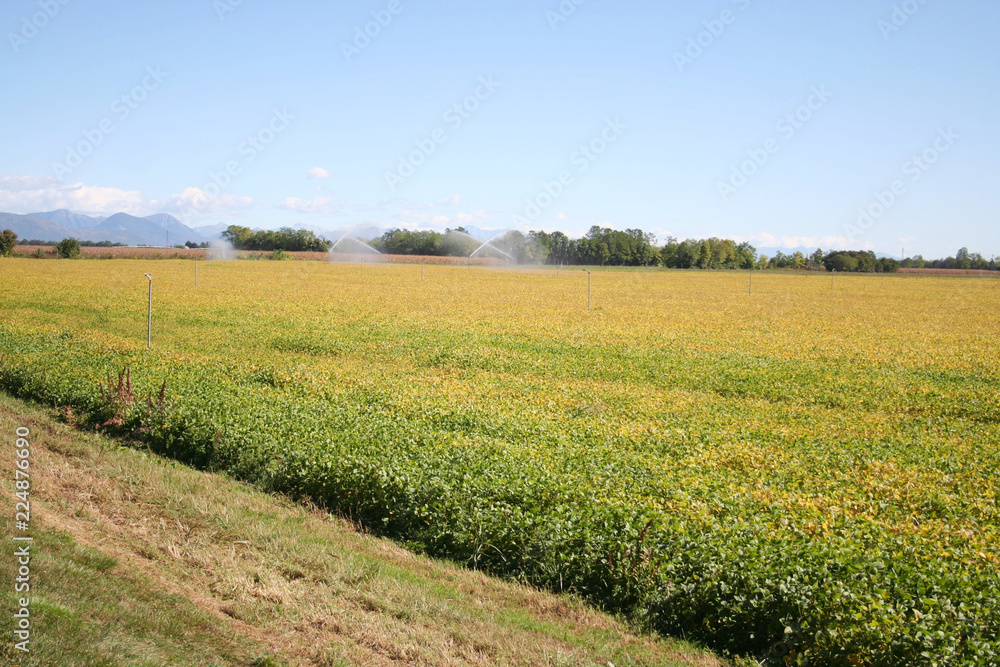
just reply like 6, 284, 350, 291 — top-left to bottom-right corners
421, 258, 424, 281
748, 267, 753, 295
144, 274, 153, 349
195, 258, 198, 288
585, 269, 592, 311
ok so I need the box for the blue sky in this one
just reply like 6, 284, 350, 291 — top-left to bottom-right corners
1, 0, 997, 258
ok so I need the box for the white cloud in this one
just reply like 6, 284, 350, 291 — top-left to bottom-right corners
393, 209, 449, 229
388, 205, 493, 231
0, 173, 257, 226
555, 212, 568, 220
0, 173, 148, 215
456, 210, 488, 224
306, 167, 331, 180
280, 196, 337, 215
161, 187, 254, 222
412, 195, 462, 209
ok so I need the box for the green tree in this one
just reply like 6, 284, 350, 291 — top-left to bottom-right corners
675, 240, 700, 269
0, 229, 17, 257
956, 247, 971, 269
56, 238, 81, 259
221, 225, 254, 248
697, 240, 712, 269
221, 225, 331, 252
735, 242, 757, 269
823, 252, 859, 272
596, 242, 610, 265
375, 229, 445, 256
659, 237, 679, 268
441, 230, 479, 257
770, 251, 791, 269
878, 257, 900, 273
546, 231, 573, 265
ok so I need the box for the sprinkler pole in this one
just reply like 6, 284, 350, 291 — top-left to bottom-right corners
144, 273, 153, 349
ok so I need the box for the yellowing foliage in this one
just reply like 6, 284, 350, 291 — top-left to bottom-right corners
1, 258, 999, 663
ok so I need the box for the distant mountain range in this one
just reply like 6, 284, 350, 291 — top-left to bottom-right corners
0, 211, 490, 248
0, 210, 209, 247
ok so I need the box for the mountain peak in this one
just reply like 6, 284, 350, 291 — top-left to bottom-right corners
1, 210, 204, 246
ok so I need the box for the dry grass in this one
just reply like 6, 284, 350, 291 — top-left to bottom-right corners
898, 267, 999, 275
12, 245, 504, 265
0, 392, 720, 666
14, 245, 207, 260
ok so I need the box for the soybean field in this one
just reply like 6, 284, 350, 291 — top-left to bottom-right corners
1, 258, 998, 665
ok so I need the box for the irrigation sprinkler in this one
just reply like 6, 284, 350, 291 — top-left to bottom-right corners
143, 273, 153, 349
469, 231, 514, 262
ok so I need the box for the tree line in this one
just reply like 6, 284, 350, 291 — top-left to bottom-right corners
221, 226, 332, 252
901, 247, 997, 271
371, 226, 663, 266
380, 227, 1000, 273
7, 224, 994, 272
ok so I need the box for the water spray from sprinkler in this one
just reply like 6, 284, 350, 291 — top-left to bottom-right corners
469, 231, 515, 261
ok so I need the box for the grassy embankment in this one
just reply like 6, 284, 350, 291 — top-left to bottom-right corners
0, 391, 718, 666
